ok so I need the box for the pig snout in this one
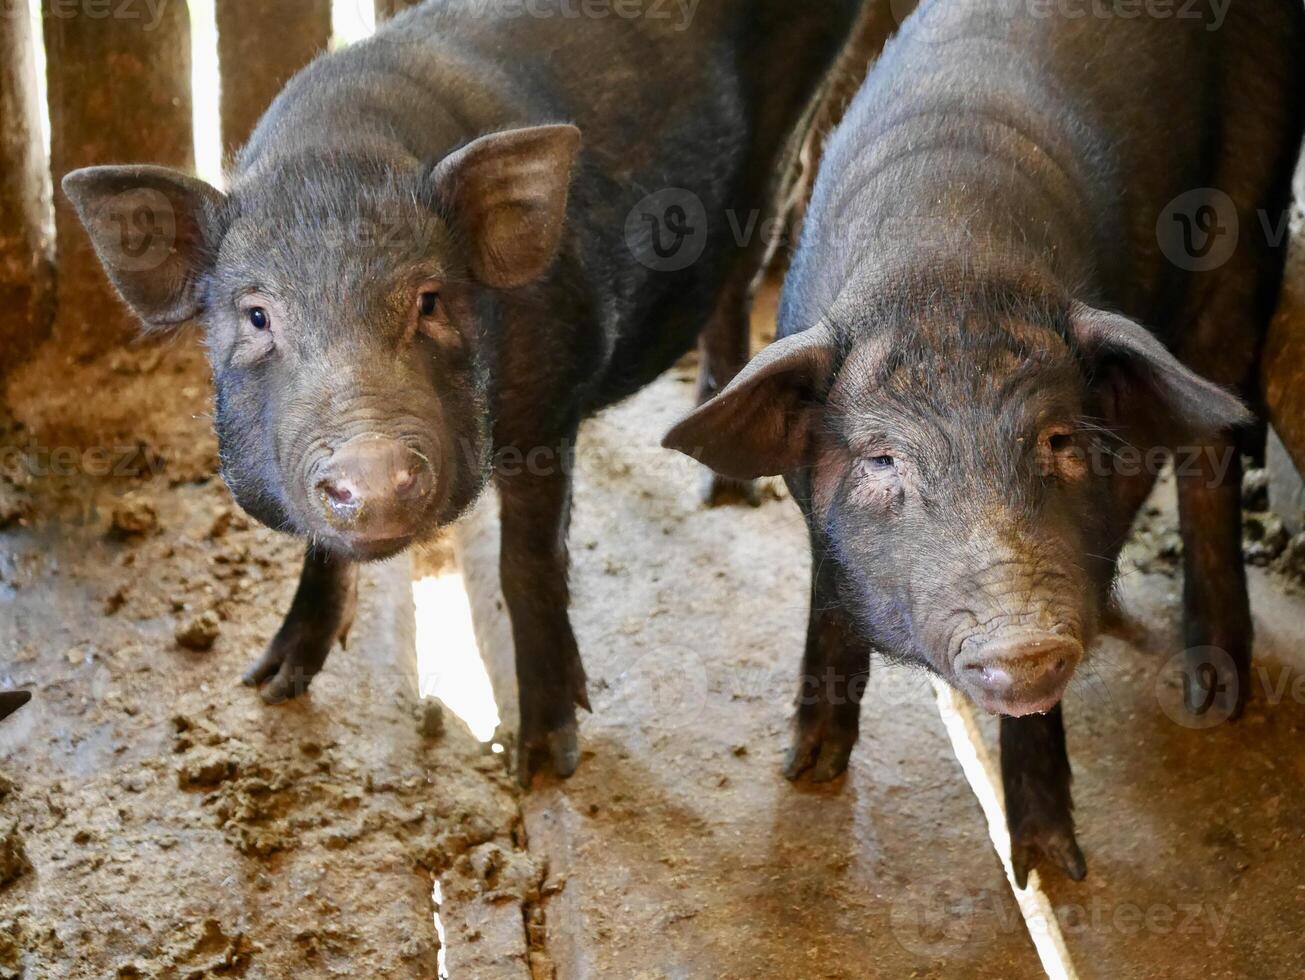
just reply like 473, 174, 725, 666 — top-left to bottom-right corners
956, 634, 1082, 717
313, 436, 435, 555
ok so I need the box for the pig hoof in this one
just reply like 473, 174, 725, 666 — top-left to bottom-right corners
700, 471, 760, 508
241, 647, 284, 687
1009, 823, 1087, 889
783, 728, 856, 783
1182, 649, 1247, 722
257, 668, 315, 705
516, 720, 580, 787
241, 646, 319, 704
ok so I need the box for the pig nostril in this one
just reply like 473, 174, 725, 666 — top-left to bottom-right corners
321, 480, 354, 506
394, 462, 434, 500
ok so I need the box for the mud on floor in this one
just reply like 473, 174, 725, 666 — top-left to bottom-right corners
0, 340, 538, 979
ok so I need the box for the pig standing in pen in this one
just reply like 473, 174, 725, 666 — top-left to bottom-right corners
667, 0, 1305, 885
62, 0, 862, 783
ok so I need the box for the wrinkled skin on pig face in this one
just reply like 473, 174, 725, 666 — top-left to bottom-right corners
807, 308, 1112, 715
666, 281, 1249, 717
204, 159, 490, 559
62, 125, 579, 563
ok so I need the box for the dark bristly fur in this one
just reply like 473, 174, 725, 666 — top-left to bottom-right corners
666, 0, 1305, 886
62, 0, 863, 782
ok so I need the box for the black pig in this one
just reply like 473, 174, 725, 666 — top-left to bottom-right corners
666, 0, 1305, 884
63, 0, 862, 782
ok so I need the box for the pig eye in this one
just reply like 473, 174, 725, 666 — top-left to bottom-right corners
1039, 426, 1088, 482
859, 455, 896, 477
418, 291, 439, 317
247, 307, 269, 331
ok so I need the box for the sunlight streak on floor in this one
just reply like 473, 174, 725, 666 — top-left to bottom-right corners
413, 573, 501, 742
432, 878, 450, 979
26, 0, 50, 159
931, 679, 1079, 980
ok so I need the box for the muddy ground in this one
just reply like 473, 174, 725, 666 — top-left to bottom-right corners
0, 339, 534, 979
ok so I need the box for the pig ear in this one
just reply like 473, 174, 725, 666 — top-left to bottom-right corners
61, 166, 225, 331
432, 124, 581, 290
1070, 303, 1252, 436
663, 325, 837, 480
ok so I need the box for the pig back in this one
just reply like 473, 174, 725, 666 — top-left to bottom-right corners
785, 0, 1303, 335
232, 0, 864, 406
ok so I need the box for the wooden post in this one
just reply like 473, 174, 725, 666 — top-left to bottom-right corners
216, 0, 332, 158
42, 0, 194, 354
0, 7, 54, 384
1262, 153, 1305, 529
1263, 218, 1305, 476
375, 0, 422, 22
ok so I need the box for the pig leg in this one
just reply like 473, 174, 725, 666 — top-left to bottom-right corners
1173, 247, 1268, 720
496, 448, 591, 786
242, 547, 358, 704
696, 275, 760, 507
1001, 706, 1086, 888
784, 546, 870, 782
1176, 434, 1252, 719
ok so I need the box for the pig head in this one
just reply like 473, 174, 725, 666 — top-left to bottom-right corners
62, 126, 580, 561
666, 277, 1250, 716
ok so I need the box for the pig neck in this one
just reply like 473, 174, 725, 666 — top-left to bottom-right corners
235, 102, 463, 188
236, 28, 535, 186
814, 75, 1122, 328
